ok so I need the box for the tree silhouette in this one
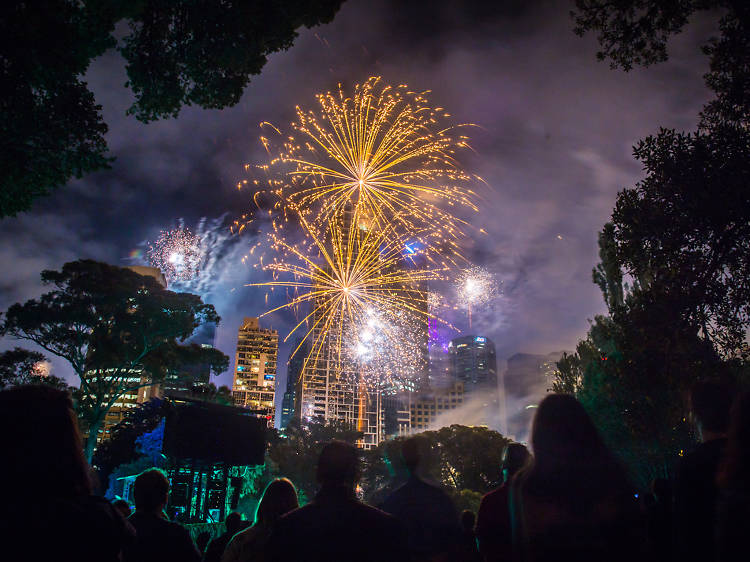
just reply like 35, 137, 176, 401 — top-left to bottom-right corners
0, 260, 228, 459
0, 0, 345, 217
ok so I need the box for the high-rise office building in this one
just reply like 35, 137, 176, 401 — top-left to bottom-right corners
231, 317, 278, 424
449, 335, 498, 391
280, 337, 308, 429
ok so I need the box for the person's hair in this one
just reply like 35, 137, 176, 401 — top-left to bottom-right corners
0, 385, 91, 499
502, 442, 531, 477
401, 436, 422, 473
690, 380, 733, 433
133, 468, 170, 512
317, 440, 359, 486
225, 511, 243, 534
460, 509, 475, 532
255, 478, 299, 526
718, 391, 750, 489
112, 499, 132, 517
651, 477, 671, 502
518, 394, 630, 507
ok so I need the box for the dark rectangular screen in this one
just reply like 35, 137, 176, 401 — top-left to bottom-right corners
163, 401, 266, 465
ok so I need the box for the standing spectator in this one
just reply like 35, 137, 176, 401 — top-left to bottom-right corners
475, 442, 531, 561
674, 380, 733, 562
204, 512, 243, 562
716, 391, 750, 562
381, 436, 461, 561
113, 499, 132, 519
0, 385, 133, 562
646, 478, 672, 561
268, 440, 406, 561
222, 478, 298, 562
126, 468, 201, 562
196, 531, 212, 557
458, 510, 481, 562
510, 394, 642, 562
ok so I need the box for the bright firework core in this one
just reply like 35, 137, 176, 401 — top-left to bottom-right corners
255, 76, 481, 264
147, 227, 201, 283
457, 266, 498, 308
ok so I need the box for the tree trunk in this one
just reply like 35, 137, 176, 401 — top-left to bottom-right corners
84, 416, 102, 463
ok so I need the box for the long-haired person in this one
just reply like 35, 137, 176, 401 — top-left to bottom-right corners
222, 478, 299, 562
0, 385, 133, 561
508, 394, 642, 562
716, 391, 750, 562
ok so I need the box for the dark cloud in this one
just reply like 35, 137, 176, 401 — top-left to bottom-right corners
1, 1, 714, 413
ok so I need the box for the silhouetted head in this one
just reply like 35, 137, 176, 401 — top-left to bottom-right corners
523, 394, 630, 504
0, 385, 91, 500
502, 442, 531, 482
460, 509, 475, 532
651, 477, 671, 502
317, 440, 359, 487
401, 436, 422, 474
530, 393, 608, 470
690, 380, 733, 437
133, 468, 170, 514
224, 511, 243, 535
718, 391, 750, 488
196, 531, 211, 552
112, 499, 132, 518
255, 478, 299, 526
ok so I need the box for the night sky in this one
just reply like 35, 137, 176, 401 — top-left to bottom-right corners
0, 0, 714, 412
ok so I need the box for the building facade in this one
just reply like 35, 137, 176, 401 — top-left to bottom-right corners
409, 381, 465, 431
280, 337, 308, 429
231, 317, 279, 424
449, 335, 498, 391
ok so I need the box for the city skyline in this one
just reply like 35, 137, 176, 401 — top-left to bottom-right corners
0, 1, 713, 430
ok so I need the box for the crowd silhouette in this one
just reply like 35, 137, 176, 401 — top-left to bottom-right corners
1, 383, 748, 561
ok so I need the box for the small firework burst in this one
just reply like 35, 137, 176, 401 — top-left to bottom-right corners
456, 266, 498, 309
147, 226, 201, 282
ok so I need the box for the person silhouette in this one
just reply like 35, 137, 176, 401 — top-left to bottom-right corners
203, 511, 244, 562
475, 442, 531, 561
381, 436, 461, 561
0, 385, 134, 562
674, 380, 733, 562
268, 440, 406, 561
716, 391, 750, 562
509, 394, 643, 562
125, 468, 200, 562
222, 478, 298, 562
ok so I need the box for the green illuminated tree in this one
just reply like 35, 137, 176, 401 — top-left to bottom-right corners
0, 0, 345, 217
0, 260, 228, 460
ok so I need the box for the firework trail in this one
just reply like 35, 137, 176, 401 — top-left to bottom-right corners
251, 76, 482, 264
248, 206, 446, 389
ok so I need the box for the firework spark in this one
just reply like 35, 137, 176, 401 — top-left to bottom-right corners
147, 226, 201, 283
249, 209, 443, 389
456, 266, 498, 327
254, 76, 481, 262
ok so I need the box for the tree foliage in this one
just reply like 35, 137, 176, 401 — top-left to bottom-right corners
361, 425, 510, 512
267, 417, 362, 504
0, 260, 228, 459
0, 0, 345, 217
571, 1, 750, 128
0, 346, 70, 390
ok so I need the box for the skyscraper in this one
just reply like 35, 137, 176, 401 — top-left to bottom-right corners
280, 337, 308, 429
231, 317, 278, 425
448, 335, 498, 391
